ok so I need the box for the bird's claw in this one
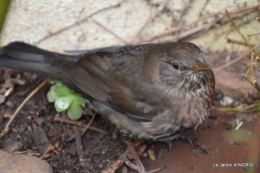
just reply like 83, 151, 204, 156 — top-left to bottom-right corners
122, 155, 166, 173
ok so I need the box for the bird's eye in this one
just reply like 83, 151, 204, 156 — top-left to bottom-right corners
172, 62, 179, 70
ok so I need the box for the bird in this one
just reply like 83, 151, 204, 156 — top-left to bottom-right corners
0, 41, 215, 172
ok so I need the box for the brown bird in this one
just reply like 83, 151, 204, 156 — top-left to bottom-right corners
0, 42, 215, 172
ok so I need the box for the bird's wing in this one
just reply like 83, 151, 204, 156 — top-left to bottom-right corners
53, 55, 110, 103
54, 44, 170, 122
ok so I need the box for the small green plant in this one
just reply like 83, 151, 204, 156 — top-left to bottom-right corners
47, 78, 87, 120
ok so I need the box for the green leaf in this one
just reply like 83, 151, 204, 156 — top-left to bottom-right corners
48, 78, 60, 85
47, 80, 87, 120
54, 96, 73, 112
67, 103, 83, 120
71, 95, 86, 106
225, 129, 252, 143
47, 88, 59, 102
52, 84, 73, 96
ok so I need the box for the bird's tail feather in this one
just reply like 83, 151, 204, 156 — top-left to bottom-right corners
0, 42, 77, 82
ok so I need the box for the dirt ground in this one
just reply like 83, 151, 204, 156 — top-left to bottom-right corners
0, 50, 259, 173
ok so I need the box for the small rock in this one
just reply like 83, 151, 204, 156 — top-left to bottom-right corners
0, 150, 53, 173
220, 96, 233, 106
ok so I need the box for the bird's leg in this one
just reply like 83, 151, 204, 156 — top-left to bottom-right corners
179, 133, 193, 144
124, 141, 166, 173
165, 133, 193, 150
141, 133, 193, 154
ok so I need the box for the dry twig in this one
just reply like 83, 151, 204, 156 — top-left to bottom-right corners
135, 4, 260, 44
0, 79, 49, 138
53, 116, 106, 134
133, 0, 169, 39
214, 43, 260, 72
225, 37, 254, 47
81, 112, 96, 135
225, 10, 251, 48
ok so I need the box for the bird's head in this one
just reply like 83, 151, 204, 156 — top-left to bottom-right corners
144, 42, 215, 96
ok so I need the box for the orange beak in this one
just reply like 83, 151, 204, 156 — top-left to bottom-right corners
190, 65, 211, 72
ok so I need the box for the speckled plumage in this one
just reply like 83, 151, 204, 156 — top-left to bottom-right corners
0, 42, 215, 141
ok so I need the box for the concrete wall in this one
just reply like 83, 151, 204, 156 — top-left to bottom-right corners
1, 0, 259, 52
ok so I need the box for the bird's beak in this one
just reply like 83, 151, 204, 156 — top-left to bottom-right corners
190, 65, 210, 72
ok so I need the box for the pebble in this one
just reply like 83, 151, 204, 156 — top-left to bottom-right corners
0, 150, 53, 173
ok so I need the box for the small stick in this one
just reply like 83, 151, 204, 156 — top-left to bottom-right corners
136, 4, 260, 44
54, 116, 107, 134
0, 79, 49, 139
243, 74, 260, 92
225, 37, 254, 47
134, 0, 169, 38
81, 112, 96, 135
162, 22, 213, 42
250, 52, 254, 81
75, 129, 84, 162
225, 10, 251, 48
214, 43, 260, 72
